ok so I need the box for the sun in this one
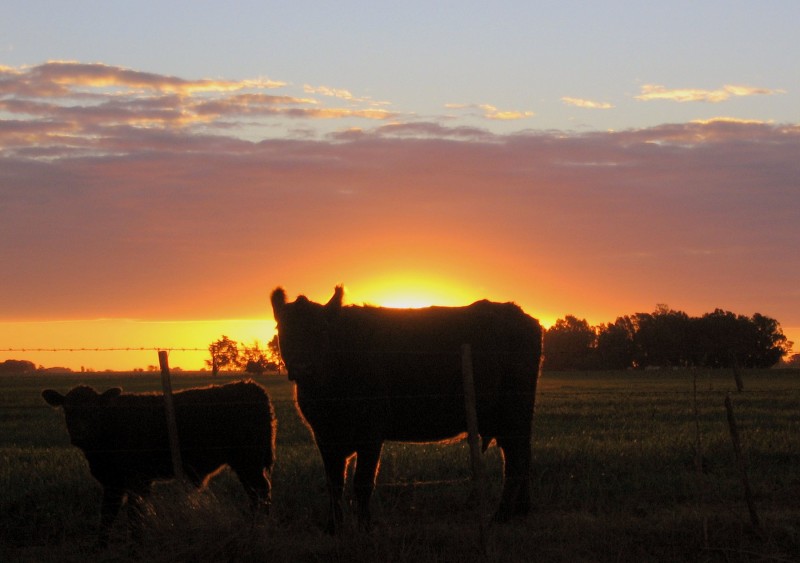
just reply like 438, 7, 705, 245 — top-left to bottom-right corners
351, 273, 477, 309
371, 293, 441, 309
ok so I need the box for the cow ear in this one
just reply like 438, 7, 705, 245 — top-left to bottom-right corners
42, 389, 65, 407
101, 388, 122, 400
271, 287, 287, 320
325, 285, 344, 318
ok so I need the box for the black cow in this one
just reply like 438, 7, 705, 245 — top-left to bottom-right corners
271, 285, 542, 531
42, 380, 275, 545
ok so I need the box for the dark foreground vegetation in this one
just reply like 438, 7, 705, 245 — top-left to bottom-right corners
2, 370, 799, 562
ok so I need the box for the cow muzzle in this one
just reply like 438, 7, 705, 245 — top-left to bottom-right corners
285, 360, 318, 383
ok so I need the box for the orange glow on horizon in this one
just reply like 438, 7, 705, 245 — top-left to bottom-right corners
0, 319, 276, 373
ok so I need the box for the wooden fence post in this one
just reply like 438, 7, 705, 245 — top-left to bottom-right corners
724, 393, 760, 532
158, 350, 185, 480
461, 344, 488, 549
732, 364, 744, 393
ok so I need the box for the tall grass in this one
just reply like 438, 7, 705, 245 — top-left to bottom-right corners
1, 369, 799, 561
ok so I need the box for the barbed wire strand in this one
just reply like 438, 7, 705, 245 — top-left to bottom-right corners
0, 348, 207, 352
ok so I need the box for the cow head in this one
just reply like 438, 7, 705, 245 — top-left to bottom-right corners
42, 386, 122, 449
271, 285, 343, 385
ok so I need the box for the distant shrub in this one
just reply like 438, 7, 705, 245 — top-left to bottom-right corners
0, 359, 36, 374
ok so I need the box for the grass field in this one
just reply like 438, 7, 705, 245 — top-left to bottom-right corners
1, 369, 799, 562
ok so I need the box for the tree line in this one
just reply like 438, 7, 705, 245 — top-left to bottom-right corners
544, 305, 793, 371
207, 304, 794, 375
206, 335, 282, 376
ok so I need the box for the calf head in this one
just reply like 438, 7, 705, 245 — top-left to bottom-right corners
42, 386, 122, 450
271, 285, 343, 384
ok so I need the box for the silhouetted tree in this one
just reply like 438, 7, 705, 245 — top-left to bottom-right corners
695, 309, 747, 368
562, 306, 792, 371
544, 315, 596, 370
267, 334, 283, 373
206, 335, 240, 376
695, 310, 792, 368
240, 340, 280, 375
781, 353, 800, 368
0, 359, 36, 374
267, 335, 280, 358
748, 313, 792, 367
632, 305, 692, 368
596, 316, 636, 370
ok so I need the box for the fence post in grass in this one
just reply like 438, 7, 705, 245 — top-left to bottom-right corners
732, 363, 744, 393
692, 372, 709, 548
724, 393, 761, 533
728, 352, 744, 392
461, 344, 488, 549
158, 350, 185, 480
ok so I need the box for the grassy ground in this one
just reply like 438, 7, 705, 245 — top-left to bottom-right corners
1, 369, 799, 562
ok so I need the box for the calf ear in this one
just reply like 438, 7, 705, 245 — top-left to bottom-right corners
325, 285, 344, 318
271, 287, 287, 320
101, 388, 122, 401
42, 389, 65, 407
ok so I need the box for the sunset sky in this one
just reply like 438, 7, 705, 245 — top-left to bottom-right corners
1, 1, 798, 371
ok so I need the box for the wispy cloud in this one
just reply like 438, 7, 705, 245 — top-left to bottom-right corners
691, 116, 770, 125
446, 103, 535, 121
303, 84, 358, 101
0, 61, 285, 97
0, 62, 399, 158
331, 121, 495, 141
635, 83, 785, 103
561, 96, 614, 109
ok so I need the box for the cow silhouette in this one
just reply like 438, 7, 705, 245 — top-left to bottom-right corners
271, 285, 542, 531
42, 380, 275, 545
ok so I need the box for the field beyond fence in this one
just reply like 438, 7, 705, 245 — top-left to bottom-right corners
1, 369, 799, 562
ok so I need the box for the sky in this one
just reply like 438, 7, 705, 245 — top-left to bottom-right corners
1, 1, 798, 371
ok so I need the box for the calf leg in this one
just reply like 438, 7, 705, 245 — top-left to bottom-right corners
126, 482, 152, 543
97, 485, 125, 548
353, 442, 383, 531
232, 464, 272, 513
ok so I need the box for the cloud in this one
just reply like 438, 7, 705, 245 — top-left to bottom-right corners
635, 83, 784, 103
446, 103, 535, 120
303, 84, 357, 101
0, 62, 400, 158
303, 84, 392, 109
0, 61, 285, 97
480, 104, 535, 120
292, 107, 396, 120
330, 121, 496, 141
691, 117, 770, 125
561, 97, 614, 109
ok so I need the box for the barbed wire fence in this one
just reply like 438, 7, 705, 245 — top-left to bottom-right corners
1, 345, 773, 533
0, 347, 206, 352
1, 344, 490, 498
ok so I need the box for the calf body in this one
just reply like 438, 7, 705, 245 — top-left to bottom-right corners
42, 380, 275, 544
271, 286, 543, 531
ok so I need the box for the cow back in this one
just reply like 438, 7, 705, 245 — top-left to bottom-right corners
301, 300, 541, 443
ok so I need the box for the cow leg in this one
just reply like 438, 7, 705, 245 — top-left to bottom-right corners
494, 434, 531, 521
97, 485, 125, 548
353, 442, 383, 531
319, 446, 349, 534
